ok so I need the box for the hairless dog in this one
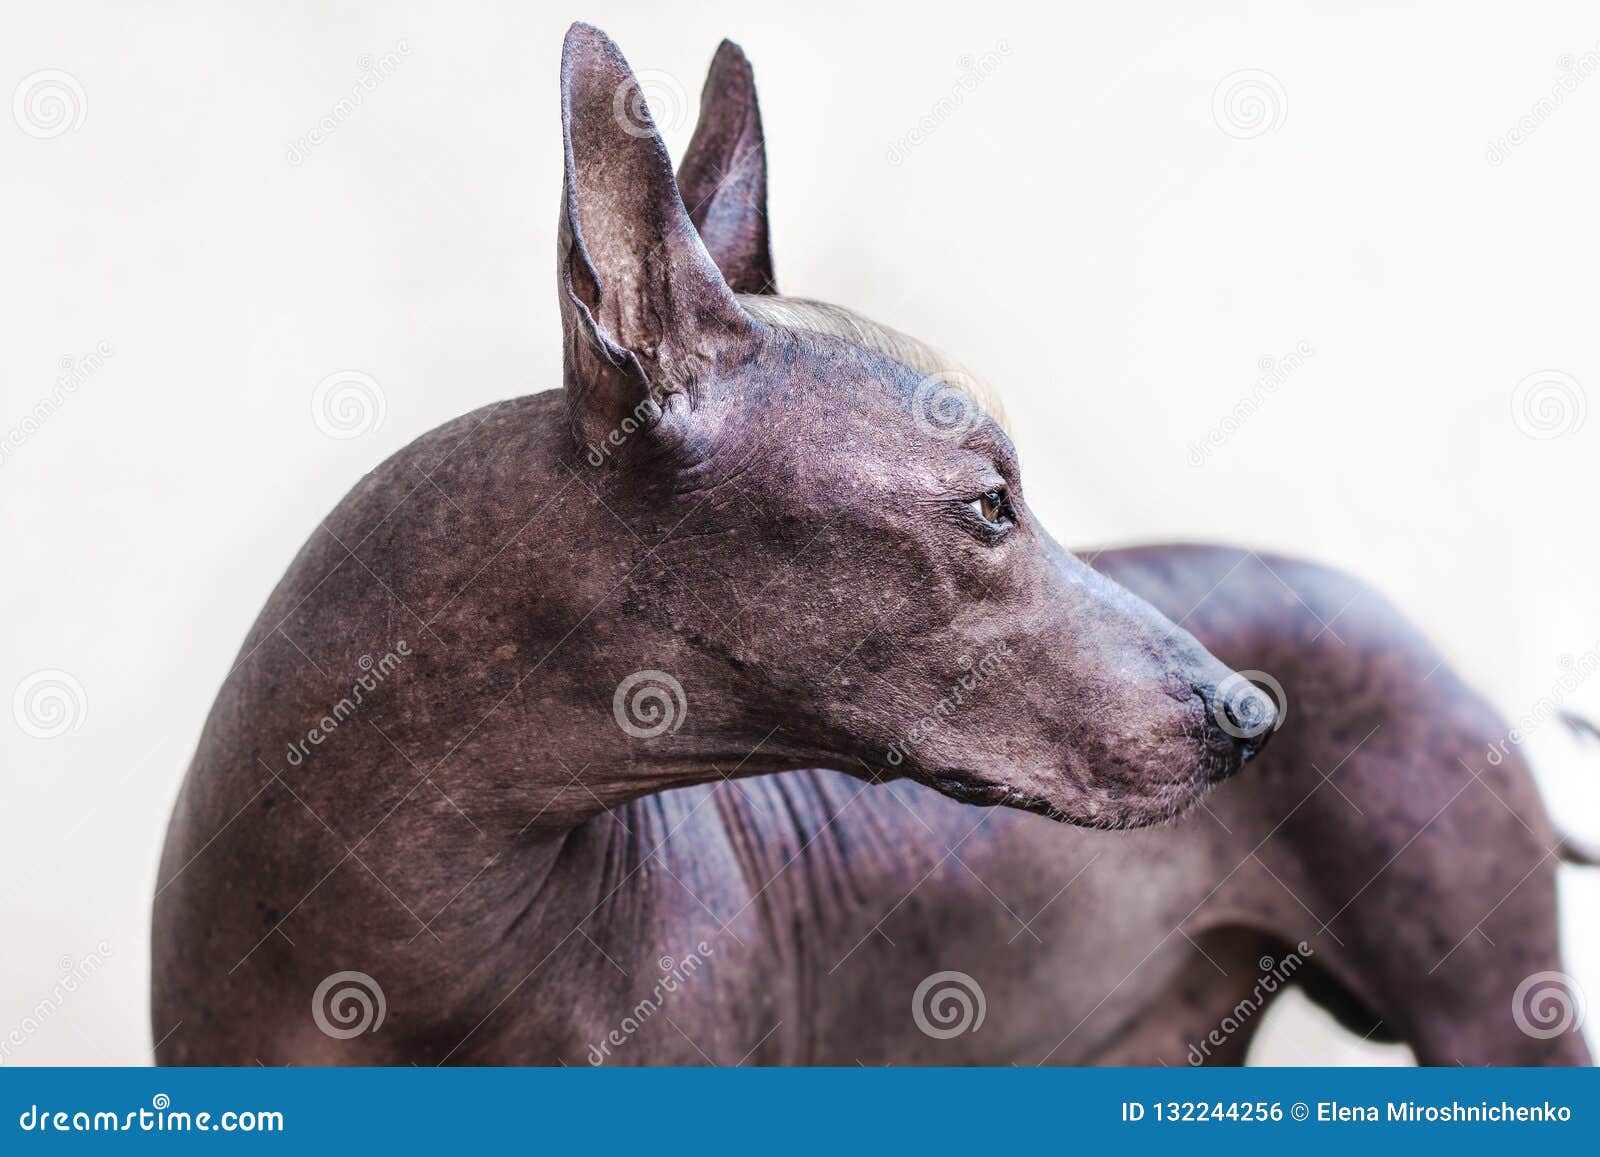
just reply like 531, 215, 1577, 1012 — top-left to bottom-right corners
151, 26, 1592, 1066
670, 40, 1597, 1066
151, 23, 1270, 1065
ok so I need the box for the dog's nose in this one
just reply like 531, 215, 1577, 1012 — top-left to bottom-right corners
1224, 685, 1276, 739
1200, 678, 1279, 762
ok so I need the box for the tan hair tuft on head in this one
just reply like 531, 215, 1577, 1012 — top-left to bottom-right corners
737, 295, 1008, 433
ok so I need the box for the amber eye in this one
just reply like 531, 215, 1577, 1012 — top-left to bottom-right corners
970, 488, 1010, 526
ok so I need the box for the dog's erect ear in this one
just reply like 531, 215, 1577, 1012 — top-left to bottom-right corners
675, 40, 776, 295
558, 23, 751, 447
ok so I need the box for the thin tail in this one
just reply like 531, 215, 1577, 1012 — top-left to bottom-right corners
1562, 709, 1600, 745
1557, 834, 1600, 867
1555, 711, 1600, 867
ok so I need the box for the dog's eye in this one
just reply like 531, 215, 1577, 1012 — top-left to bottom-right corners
968, 488, 1013, 527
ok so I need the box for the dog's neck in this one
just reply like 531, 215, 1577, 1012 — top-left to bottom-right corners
248, 390, 853, 837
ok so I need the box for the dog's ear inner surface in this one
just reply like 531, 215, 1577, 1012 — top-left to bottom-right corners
558, 22, 750, 443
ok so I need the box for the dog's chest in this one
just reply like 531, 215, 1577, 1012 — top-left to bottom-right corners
472, 771, 1193, 1065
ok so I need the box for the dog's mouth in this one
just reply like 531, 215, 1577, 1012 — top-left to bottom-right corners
1205, 713, 1278, 780
924, 769, 1169, 829
927, 771, 1060, 818
922, 733, 1274, 829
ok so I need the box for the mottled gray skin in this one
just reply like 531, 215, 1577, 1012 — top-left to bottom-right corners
664, 42, 1593, 1066
152, 543, 1587, 1066
150, 29, 1589, 1067
151, 25, 1271, 1064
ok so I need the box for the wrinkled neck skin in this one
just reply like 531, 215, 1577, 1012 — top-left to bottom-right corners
229, 385, 882, 843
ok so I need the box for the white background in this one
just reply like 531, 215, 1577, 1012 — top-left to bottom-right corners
2, 1, 1596, 1065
